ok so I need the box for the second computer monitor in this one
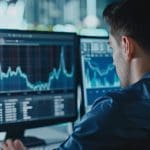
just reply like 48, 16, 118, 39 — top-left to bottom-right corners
80, 36, 120, 112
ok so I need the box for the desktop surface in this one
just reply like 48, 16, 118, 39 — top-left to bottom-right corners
26, 123, 71, 149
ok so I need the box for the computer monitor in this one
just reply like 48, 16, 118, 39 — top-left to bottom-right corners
80, 36, 120, 112
0, 29, 78, 144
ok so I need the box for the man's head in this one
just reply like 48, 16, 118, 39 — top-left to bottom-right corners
103, 0, 150, 87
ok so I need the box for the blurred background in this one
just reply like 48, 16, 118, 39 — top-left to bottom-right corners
0, 0, 120, 36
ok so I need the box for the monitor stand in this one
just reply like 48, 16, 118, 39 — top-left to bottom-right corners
5, 128, 46, 148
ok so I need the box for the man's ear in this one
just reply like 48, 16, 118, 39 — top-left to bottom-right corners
121, 36, 135, 61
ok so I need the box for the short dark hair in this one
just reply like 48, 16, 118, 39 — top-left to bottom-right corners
103, 0, 150, 50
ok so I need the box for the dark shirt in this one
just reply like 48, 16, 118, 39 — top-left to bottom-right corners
58, 72, 150, 150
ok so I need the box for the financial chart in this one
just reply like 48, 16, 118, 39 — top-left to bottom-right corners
80, 37, 120, 109
0, 45, 74, 93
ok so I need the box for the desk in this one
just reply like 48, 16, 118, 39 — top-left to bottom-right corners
0, 123, 72, 150
25, 123, 71, 145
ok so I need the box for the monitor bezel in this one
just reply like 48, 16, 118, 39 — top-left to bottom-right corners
0, 29, 79, 132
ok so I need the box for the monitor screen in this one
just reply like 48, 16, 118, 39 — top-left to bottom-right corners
0, 30, 78, 139
80, 36, 120, 112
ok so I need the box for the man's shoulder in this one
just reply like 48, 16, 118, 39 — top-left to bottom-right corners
92, 89, 128, 108
90, 86, 139, 116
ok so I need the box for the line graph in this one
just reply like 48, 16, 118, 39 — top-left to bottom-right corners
82, 56, 120, 106
0, 45, 74, 92
84, 57, 120, 89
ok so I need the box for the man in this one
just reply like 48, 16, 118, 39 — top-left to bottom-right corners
3, 0, 150, 149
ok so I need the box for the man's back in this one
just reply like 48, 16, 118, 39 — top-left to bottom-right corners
59, 72, 150, 149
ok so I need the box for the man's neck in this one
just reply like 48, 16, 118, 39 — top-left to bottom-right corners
130, 58, 150, 84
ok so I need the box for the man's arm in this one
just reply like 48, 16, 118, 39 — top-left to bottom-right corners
58, 97, 116, 149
